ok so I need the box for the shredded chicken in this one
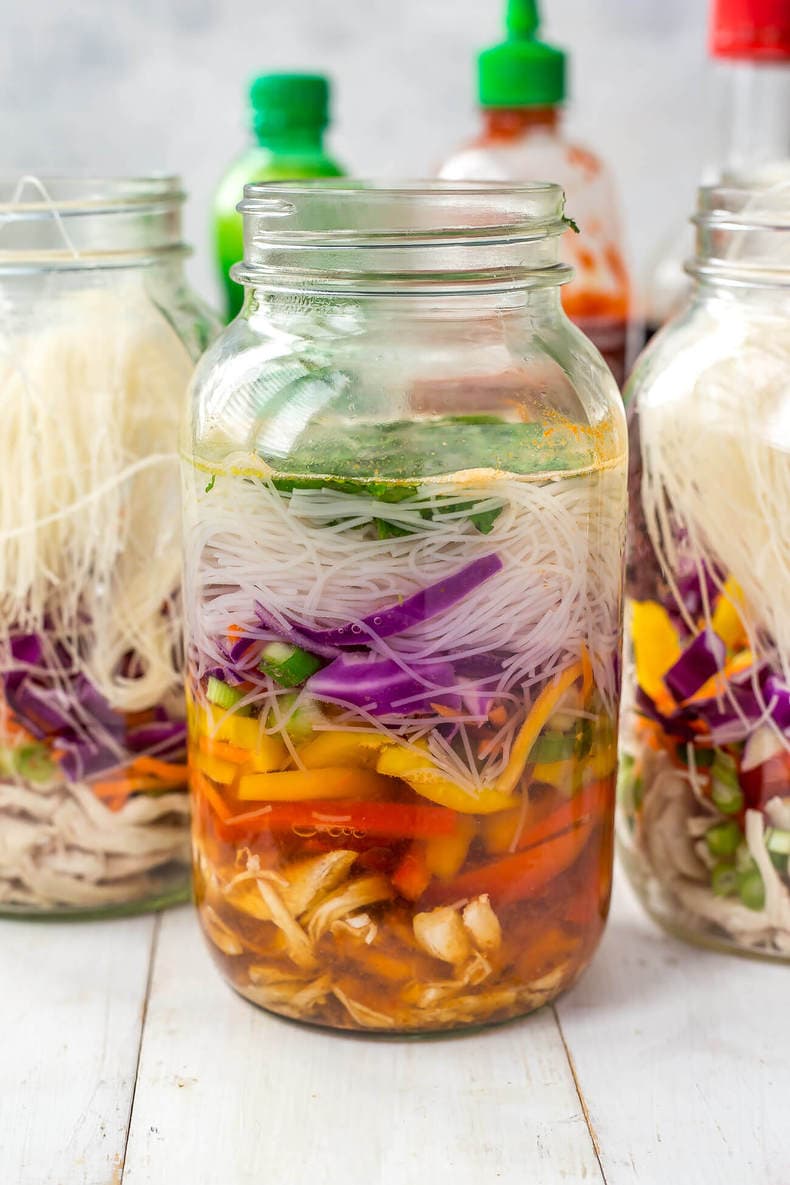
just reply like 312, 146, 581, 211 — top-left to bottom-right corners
634, 754, 790, 955
0, 776, 189, 910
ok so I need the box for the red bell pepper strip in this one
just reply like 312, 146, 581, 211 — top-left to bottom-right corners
392, 844, 432, 901
221, 798, 459, 839
421, 819, 595, 908
512, 778, 611, 853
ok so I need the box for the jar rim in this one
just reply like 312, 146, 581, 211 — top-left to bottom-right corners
0, 174, 188, 272
235, 178, 573, 295
689, 181, 790, 287
238, 178, 569, 237
0, 174, 185, 216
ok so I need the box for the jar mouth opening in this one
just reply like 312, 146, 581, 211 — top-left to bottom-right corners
0, 175, 188, 272
236, 178, 572, 294
0, 174, 185, 216
238, 178, 570, 242
689, 181, 790, 287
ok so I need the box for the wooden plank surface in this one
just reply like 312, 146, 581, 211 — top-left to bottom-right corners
2, 880, 787, 1185
557, 880, 790, 1185
122, 907, 603, 1185
0, 913, 156, 1185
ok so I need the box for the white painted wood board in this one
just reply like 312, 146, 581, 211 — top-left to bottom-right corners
122, 906, 603, 1185
557, 881, 790, 1185
0, 914, 156, 1185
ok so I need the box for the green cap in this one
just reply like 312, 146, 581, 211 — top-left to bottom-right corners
249, 73, 331, 141
478, 0, 566, 108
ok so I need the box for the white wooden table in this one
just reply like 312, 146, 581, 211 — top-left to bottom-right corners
2, 872, 787, 1185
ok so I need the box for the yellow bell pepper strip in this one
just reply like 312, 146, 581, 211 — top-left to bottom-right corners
683, 649, 755, 706
422, 817, 594, 908
202, 705, 263, 750
237, 766, 395, 802
711, 576, 747, 651
496, 661, 584, 795
376, 743, 515, 814
297, 731, 391, 770
630, 600, 681, 714
220, 798, 459, 839
424, 815, 477, 879
194, 750, 238, 785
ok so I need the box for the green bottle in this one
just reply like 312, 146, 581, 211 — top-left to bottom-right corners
213, 72, 344, 320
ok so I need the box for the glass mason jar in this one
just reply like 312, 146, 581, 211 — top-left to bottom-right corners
618, 182, 790, 960
0, 176, 218, 916
183, 180, 628, 1032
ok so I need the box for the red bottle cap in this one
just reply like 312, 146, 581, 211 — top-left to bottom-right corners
710, 0, 790, 61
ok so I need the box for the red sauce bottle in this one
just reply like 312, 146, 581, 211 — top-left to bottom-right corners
439, 0, 633, 386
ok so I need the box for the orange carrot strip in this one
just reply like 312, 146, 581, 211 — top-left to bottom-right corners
192, 768, 232, 823
197, 735, 253, 765
130, 756, 189, 782
580, 644, 593, 703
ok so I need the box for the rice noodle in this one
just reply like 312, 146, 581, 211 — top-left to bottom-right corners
0, 278, 198, 911
184, 456, 626, 787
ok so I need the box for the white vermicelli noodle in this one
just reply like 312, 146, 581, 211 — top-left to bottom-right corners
185, 454, 626, 788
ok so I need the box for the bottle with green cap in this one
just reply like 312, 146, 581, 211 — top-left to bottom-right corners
213, 72, 345, 321
439, 0, 633, 387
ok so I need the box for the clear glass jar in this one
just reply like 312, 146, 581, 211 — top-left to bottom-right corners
618, 182, 790, 960
0, 176, 218, 916
183, 180, 627, 1032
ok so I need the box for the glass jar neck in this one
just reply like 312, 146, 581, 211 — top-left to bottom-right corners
688, 182, 790, 291
0, 176, 189, 273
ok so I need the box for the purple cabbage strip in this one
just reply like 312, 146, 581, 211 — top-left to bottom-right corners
295, 553, 503, 649
254, 603, 339, 660
306, 654, 458, 715
664, 628, 727, 702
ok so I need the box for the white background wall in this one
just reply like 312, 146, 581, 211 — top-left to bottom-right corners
0, 0, 715, 305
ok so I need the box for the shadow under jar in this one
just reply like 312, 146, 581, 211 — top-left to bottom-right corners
618, 183, 790, 960
0, 176, 218, 916
184, 180, 628, 1032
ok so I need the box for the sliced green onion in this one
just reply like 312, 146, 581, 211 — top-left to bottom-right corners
705, 820, 742, 858
711, 779, 744, 816
710, 750, 744, 815
258, 642, 321, 688
267, 693, 323, 742
529, 731, 577, 764
737, 867, 765, 911
206, 676, 249, 714
710, 862, 739, 897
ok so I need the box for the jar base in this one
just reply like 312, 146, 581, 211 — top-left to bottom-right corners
228, 978, 563, 1038
617, 839, 790, 965
0, 882, 190, 922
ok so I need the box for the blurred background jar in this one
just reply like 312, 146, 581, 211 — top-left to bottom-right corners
0, 175, 218, 917
183, 179, 627, 1033
644, 0, 790, 339
618, 179, 790, 959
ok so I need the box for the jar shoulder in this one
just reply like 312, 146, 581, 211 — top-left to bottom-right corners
187, 302, 627, 473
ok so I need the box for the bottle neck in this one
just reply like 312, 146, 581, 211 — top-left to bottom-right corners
254, 124, 327, 153
478, 106, 560, 143
713, 60, 790, 181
